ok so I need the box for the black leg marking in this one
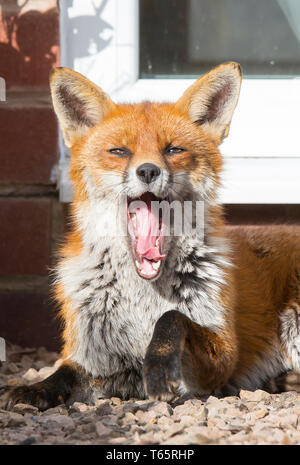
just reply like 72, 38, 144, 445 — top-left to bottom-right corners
143, 310, 186, 401
144, 310, 234, 400
5, 364, 78, 411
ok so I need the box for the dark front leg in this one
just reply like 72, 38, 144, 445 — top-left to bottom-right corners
143, 310, 236, 401
4, 362, 81, 411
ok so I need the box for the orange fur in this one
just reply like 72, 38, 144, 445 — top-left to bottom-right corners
7, 63, 300, 411
227, 225, 300, 380
50, 63, 299, 394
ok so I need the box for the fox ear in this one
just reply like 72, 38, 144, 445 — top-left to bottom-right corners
49, 67, 116, 148
175, 62, 242, 144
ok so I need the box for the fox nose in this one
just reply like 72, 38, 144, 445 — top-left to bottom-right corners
136, 163, 161, 184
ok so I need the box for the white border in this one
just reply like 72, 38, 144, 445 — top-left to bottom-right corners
59, 0, 300, 203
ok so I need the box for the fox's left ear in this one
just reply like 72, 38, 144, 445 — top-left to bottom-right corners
175, 62, 242, 144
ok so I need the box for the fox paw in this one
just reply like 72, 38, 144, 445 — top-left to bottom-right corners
4, 383, 65, 411
143, 351, 182, 401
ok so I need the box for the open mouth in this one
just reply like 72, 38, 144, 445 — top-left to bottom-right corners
127, 192, 167, 280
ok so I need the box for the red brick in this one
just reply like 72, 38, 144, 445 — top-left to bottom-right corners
0, 5, 59, 89
0, 105, 58, 184
0, 292, 61, 351
0, 198, 51, 275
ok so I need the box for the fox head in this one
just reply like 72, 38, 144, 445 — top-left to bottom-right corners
50, 63, 242, 280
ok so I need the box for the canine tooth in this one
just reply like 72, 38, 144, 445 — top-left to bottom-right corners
135, 260, 141, 269
152, 261, 160, 270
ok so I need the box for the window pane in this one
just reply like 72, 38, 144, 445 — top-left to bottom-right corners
140, 0, 300, 78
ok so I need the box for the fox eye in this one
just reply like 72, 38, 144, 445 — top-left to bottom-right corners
164, 145, 185, 155
108, 148, 130, 157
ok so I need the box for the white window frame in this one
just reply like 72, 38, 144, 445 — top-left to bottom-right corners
59, 0, 300, 203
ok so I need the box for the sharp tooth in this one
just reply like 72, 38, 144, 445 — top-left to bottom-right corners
135, 260, 141, 269
152, 261, 160, 270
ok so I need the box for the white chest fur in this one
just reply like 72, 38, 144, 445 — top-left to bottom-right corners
57, 230, 229, 380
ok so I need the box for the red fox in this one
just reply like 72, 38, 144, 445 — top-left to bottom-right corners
5, 62, 300, 410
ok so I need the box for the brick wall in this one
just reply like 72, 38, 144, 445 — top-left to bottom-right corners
0, 0, 63, 351
0, 1, 299, 353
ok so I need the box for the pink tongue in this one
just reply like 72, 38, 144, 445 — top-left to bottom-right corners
133, 201, 164, 262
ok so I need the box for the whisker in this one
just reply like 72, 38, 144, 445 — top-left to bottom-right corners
171, 181, 187, 188
100, 182, 125, 190
98, 172, 126, 178
168, 186, 185, 202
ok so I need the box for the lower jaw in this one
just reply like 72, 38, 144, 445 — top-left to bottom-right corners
134, 257, 163, 280
137, 270, 161, 280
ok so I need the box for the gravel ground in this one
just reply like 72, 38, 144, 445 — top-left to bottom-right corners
1, 343, 300, 445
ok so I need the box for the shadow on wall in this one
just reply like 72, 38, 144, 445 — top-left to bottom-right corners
63, 0, 113, 67
0, 0, 59, 89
